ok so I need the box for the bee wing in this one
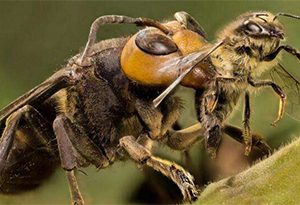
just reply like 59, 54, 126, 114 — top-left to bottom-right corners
0, 67, 76, 125
153, 41, 223, 107
270, 63, 300, 122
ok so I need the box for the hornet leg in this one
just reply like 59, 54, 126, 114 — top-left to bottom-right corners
165, 122, 271, 156
119, 135, 199, 203
53, 115, 85, 205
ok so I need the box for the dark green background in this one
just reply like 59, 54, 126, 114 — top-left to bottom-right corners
1, 1, 300, 204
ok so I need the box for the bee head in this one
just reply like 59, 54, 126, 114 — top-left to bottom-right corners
237, 12, 284, 40
216, 11, 291, 61
220, 11, 300, 42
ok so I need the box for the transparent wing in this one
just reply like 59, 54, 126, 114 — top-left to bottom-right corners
270, 63, 300, 122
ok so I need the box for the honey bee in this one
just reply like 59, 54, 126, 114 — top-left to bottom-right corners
0, 10, 299, 205
151, 11, 300, 157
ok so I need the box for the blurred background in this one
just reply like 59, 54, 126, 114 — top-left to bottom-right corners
1, 1, 300, 204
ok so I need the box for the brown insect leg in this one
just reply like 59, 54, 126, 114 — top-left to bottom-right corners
66, 170, 84, 205
0, 112, 21, 175
79, 15, 170, 66
119, 135, 199, 203
0, 105, 54, 175
223, 125, 272, 156
166, 123, 203, 151
166, 122, 271, 156
205, 125, 222, 159
263, 45, 300, 62
206, 77, 236, 114
53, 115, 109, 169
53, 115, 84, 205
135, 99, 163, 140
135, 96, 182, 140
243, 91, 252, 155
248, 76, 286, 126
136, 134, 154, 152
160, 97, 182, 136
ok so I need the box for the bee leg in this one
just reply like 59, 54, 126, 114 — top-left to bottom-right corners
223, 125, 272, 156
205, 124, 222, 159
135, 99, 163, 140
200, 94, 225, 159
247, 76, 286, 126
166, 123, 204, 151
79, 15, 171, 66
0, 105, 54, 175
119, 135, 199, 203
205, 77, 236, 113
263, 45, 300, 62
243, 91, 252, 155
205, 87, 219, 113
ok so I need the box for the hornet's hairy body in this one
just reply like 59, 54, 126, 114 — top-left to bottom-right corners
0, 34, 197, 202
53, 37, 180, 166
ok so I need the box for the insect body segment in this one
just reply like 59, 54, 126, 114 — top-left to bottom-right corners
120, 21, 213, 88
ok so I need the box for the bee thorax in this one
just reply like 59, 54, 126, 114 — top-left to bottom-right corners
211, 39, 280, 79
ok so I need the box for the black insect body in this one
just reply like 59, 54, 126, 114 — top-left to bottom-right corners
0, 36, 200, 204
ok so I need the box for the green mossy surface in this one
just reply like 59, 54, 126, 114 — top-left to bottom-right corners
197, 137, 300, 205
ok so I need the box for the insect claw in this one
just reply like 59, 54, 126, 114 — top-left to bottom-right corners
270, 122, 278, 127
272, 97, 286, 127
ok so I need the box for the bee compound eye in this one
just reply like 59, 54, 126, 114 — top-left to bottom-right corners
135, 29, 178, 55
245, 22, 262, 34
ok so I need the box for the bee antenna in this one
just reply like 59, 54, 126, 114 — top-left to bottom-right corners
273, 12, 300, 21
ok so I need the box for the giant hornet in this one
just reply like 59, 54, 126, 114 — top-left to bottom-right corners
0, 11, 300, 204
